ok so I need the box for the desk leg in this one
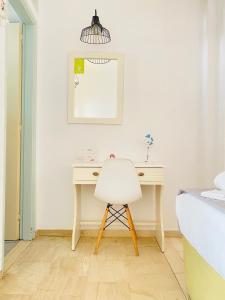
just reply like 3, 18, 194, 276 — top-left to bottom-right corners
72, 184, 81, 251
155, 185, 165, 252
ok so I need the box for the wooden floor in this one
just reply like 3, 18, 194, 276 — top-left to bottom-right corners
4, 241, 19, 256
0, 236, 187, 300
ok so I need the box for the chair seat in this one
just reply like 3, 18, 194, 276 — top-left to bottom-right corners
94, 159, 142, 205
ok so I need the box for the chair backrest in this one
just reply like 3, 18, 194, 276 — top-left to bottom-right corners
95, 159, 142, 205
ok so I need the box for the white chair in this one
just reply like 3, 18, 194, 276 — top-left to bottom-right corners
94, 159, 142, 255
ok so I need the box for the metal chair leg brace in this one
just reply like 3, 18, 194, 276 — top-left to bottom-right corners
104, 204, 130, 230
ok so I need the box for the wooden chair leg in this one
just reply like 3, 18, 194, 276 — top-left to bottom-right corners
125, 206, 139, 256
94, 206, 109, 254
126, 206, 138, 240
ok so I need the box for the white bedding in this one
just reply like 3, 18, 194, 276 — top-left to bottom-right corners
214, 172, 225, 190
201, 189, 225, 201
176, 192, 225, 280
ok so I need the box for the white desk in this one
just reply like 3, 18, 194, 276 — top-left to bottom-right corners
72, 162, 165, 252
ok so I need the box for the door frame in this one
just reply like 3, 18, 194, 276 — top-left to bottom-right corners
8, 0, 37, 241
0, 0, 37, 273
0, 14, 7, 276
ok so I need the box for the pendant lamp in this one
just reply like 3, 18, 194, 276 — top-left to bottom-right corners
80, 9, 111, 44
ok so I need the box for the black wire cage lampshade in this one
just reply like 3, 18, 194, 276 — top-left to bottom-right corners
87, 58, 110, 64
80, 9, 111, 44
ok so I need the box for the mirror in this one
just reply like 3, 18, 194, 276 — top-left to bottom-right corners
68, 53, 124, 124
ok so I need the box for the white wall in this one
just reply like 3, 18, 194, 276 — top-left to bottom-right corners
200, 0, 225, 185
214, 0, 225, 170
31, 0, 38, 11
37, 0, 208, 231
24, 0, 38, 20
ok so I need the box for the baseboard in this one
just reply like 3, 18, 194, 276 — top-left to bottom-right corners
81, 221, 157, 231
36, 229, 72, 237
81, 229, 156, 237
36, 228, 181, 238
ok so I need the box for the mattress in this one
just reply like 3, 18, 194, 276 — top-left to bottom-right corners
176, 190, 225, 280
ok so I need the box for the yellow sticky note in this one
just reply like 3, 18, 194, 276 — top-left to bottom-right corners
74, 58, 84, 74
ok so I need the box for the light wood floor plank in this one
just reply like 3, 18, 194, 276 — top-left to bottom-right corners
0, 236, 186, 300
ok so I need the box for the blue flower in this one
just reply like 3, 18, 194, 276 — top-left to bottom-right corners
145, 133, 154, 145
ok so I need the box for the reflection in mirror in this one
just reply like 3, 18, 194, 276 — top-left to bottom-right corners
74, 59, 117, 119
68, 53, 124, 124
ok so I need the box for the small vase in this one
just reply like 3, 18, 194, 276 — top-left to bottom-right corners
145, 145, 150, 163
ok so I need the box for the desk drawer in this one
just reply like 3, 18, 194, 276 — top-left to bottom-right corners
136, 168, 164, 183
73, 167, 164, 184
73, 168, 101, 183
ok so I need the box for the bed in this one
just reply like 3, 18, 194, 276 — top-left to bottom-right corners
176, 190, 225, 300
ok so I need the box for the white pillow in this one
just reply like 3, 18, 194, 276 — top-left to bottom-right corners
214, 172, 225, 190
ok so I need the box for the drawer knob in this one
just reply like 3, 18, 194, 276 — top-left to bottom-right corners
92, 172, 99, 177
138, 172, 144, 177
